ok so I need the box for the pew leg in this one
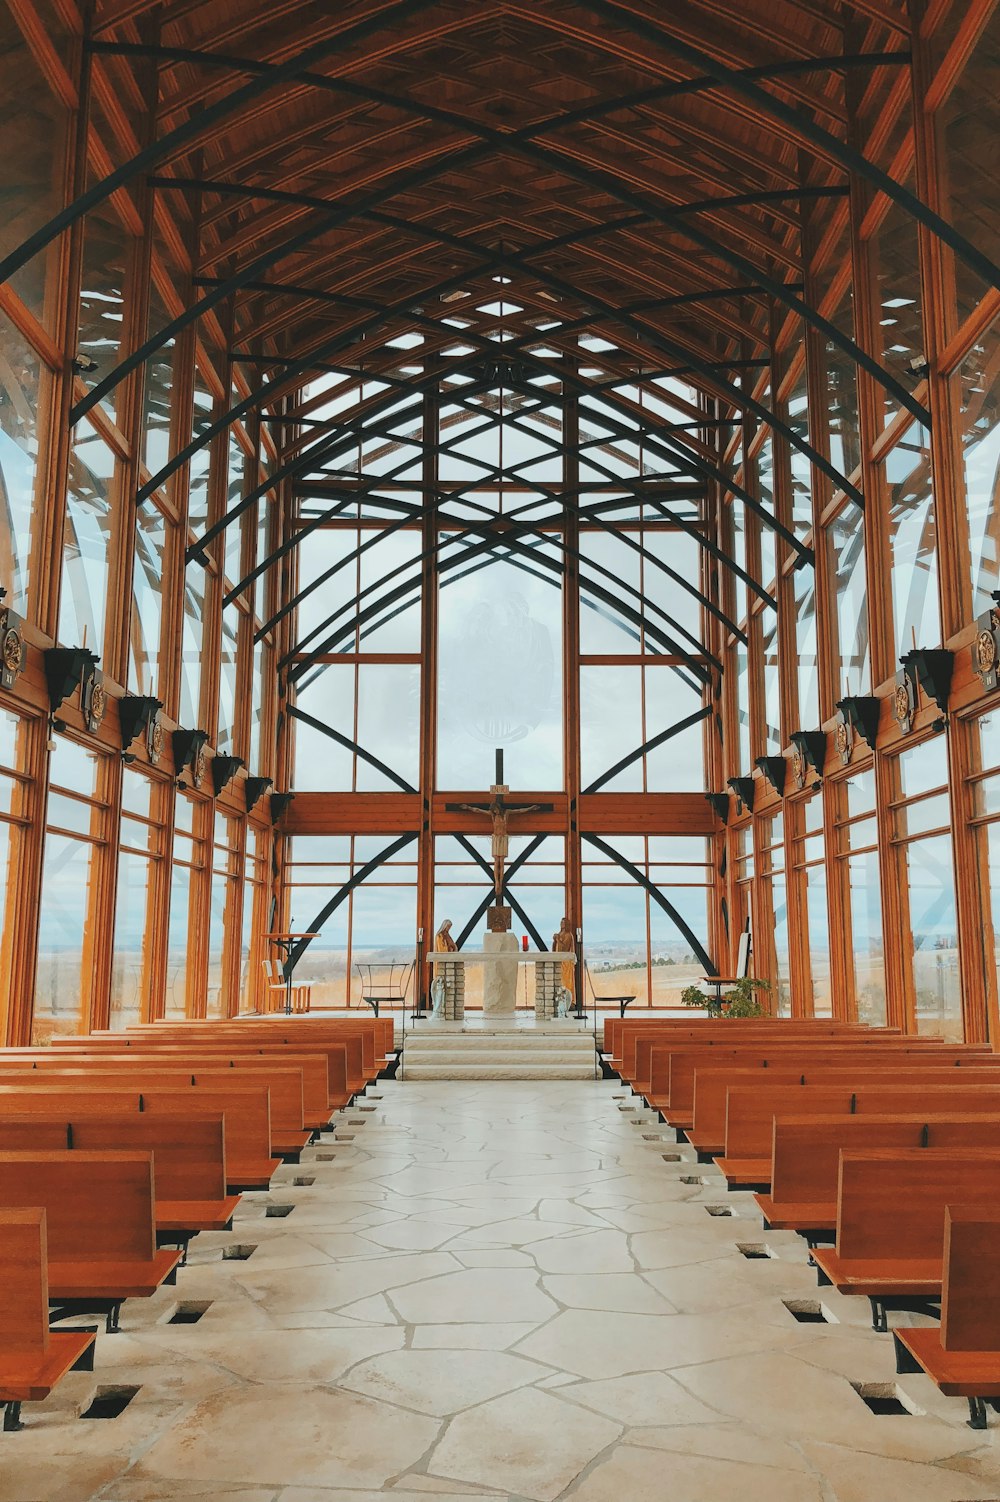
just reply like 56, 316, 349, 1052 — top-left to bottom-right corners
815, 1264, 832, 1287
869, 1298, 888, 1333
106, 1303, 122, 1335
968, 1397, 989, 1431
892, 1333, 922, 1375
2, 1401, 23, 1432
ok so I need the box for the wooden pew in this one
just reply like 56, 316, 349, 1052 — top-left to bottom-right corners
117, 1022, 371, 1097
0, 1083, 279, 1190
687, 1056, 1000, 1157
0, 1113, 239, 1249
0, 1208, 96, 1431
70, 1114, 240, 1246
631, 1028, 939, 1100
812, 1149, 1000, 1330
50, 1034, 351, 1113
0, 1064, 309, 1161
755, 1114, 1000, 1240
22, 1047, 335, 1128
619, 1022, 879, 1087
604, 1016, 882, 1071
895, 1205, 1000, 1430
0, 1151, 183, 1332
716, 1080, 1000, 1187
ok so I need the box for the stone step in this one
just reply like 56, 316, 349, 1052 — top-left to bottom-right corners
403, 1050, 594, 1066
402, 1061, 599, 1080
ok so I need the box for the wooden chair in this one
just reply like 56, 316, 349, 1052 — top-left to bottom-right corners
895, 1205, 1000, 1430
0, 1208, 96, 1430
0, 1150, 183, 1333
259, 958, 311, 1014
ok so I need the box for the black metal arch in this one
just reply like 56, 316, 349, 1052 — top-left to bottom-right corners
581, 0, 1000, 294
582, 705, 713, 794
287, 705, 416, 794
453, 834, 550, 950
452, 833, 548, 952
212, 356, 772, 628
581, 832, 716, 976
288, 830, 420, 975
70, 63, 919, 473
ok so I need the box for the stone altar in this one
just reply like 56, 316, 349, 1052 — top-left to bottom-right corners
483, 930, 519, 1014
426, 950, 576, 1022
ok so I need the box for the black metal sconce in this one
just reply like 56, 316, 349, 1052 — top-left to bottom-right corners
270, 791, 295, 823
118, 695, 162, 752
727, 776, 755, 813
790, 730, 827, 781
244, 776, 272, 814
172, 727, 209, 781
900, 647, 954, 715
211, 755, 244, 797
835, 696, 881, 754
704, 791, 729, 824
755, 756, 786, 796
44, 646, 99, 716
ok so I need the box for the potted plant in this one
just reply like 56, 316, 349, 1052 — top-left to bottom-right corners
680, 976, 772, 1018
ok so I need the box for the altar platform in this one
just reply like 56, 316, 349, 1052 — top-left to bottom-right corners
402, 1015, 598, 1080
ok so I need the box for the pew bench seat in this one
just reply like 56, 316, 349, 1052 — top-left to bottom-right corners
0, 1207, 96, 1430
714, 1155, 772, 1188
0, 1331, 96, 1414
755, 1195, 836, 1237
156, 1196, 241, 1234
895, 1327, 1000, 1406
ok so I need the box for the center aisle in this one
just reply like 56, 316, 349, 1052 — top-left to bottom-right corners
6, 1080, 996, 1501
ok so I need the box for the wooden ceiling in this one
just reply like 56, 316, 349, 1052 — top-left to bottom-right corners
88, 0, 909, 433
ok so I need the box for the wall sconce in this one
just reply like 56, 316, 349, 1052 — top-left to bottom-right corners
704, 792, 730, 824
211, 755, 245, 797
755, 756, 786, 796
835, 696, 881, 756
119, 694, 162, 753
244, 775, 272, 814
726, 776, 755, 813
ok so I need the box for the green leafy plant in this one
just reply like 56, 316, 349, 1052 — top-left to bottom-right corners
681, 976, 772, 1018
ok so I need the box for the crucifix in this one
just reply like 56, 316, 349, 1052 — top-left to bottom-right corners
446, 749, 553, 928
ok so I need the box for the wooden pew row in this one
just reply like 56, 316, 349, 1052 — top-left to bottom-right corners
755, 1114, 1000, 1240
0, 1151, 183, 1332
812, 1149, 1000, 1331
614, 1021, 891, 1086
685, 1055, 1000, 1155
155, 1015, 395, 1078
0, 1113, 238, 1246
92, 1019, 381, 1096
603, 1016, 891, 1071
716, 1081, 1000, 1187
53, 1015, 390, 1099
627, 1026, 941, 1096
54, 1032, 355, 1109
0, 1084, 280, 1190
0, 1064, 310, 1161
0, 1209, 96, 1432
3, 1051, 332, 1136
895, 1206, 1000, 1430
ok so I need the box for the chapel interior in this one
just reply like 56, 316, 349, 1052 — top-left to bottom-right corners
0, 1, 999, 1498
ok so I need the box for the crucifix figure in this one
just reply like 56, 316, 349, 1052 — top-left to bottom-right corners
447, 749, 553, 916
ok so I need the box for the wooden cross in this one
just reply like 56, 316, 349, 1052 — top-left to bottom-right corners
446, 749, 553, 901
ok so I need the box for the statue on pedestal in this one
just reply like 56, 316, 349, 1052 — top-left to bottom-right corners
434, 918, 458, 952
553, 916, 576, 1015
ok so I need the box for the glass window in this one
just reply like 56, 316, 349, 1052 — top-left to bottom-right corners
78, 204, 130, 423
831, 503, 869, 693
958, 333, 1000, 619
905, 833, 962, 1040
941, 20, 1000, 322
438, 551, 562, 789
0, 313, 43, 617
60, 419, 116, 654
885, 428, 939, 655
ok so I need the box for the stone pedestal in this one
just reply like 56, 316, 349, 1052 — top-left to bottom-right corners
438, 958, 465, 1020
535, 959, 561, 1020
482, 930, 519, 1015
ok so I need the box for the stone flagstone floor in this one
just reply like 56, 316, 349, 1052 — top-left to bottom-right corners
2, 1079, 999, 1502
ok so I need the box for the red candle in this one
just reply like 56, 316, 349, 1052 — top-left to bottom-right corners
521, 934, 528, 951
